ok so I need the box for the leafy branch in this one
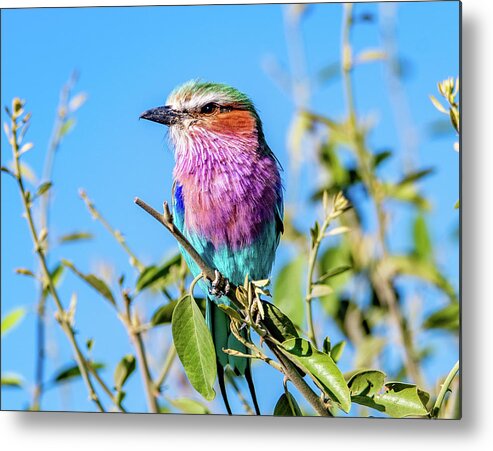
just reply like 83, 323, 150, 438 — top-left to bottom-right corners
4, 99, 105, 412
134, 197, 337, 416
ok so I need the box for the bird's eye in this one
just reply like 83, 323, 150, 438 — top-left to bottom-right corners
200, 103, 218, 115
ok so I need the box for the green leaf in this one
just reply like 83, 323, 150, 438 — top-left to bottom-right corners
217, 304, 243, 323
352, 382, 429, 418
413, 214, 432, 261
114, 355, 136, 391
169, 398, 210, 414
282, 338, 351, 413
1, 373, 23, 388
310, 284, 333, 298
10, 161, 37, 184
355, 49, 387, 64
18, 142, 34, 156
42, 264, 64, 297
53, 362, 105, 384
1, 307, 26, 337
273, 255, 305, 327
399, 168, 434, 186
151, 300, 178, 326
172, 295, 216, 401
373, 150, 392, 168
388, 255, 458, 303
454, 199, 460, 209
261, 300, 299, 343
136, 254, 181, 292
384, 182, 431, 210
273, 392, 303, 416
423, 303, 459, 332
322, 337, 331, 354
62, 259, 115, 306
429, 95, 448, 114
86, 338, 94, 351
36, 181, 52, 197
347, 369, 385, 397
15, 268, 35, 277
59, 118, 75, 138
378, 383, 428, 418
355, 336, 386, 368
330, 341, 346, 364
1, 166, 14, 178
59, 232, 94, 244
317, 265, 352, 284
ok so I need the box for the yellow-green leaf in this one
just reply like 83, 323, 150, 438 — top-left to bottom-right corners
172, 295, 216, 401
1, 307, 26, 337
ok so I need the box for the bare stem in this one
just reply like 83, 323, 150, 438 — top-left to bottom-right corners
8, 108, 105, 412
81, 190, 145, 272
121, 291, 159, 413
87, 363, 126, 412
431, 360, 459, 419
154, 343, 177, 392
305, 213, 333, 348
32, 73, 78, 411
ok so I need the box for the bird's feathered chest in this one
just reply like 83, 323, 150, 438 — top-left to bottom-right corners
172, 127, 282, 250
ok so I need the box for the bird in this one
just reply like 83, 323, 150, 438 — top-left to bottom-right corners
140, 80, 283, 415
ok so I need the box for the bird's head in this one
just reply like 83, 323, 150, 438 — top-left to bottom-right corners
140, 80, 263, 153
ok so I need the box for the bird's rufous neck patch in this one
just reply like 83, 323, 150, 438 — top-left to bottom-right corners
208, 109, 257, 137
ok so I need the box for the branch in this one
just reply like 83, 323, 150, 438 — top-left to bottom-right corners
431, 360, 459, 419
121, 290, 160, 413
134, 197, 332, 416
7, 103, 105, 412
135, 198, 242, 309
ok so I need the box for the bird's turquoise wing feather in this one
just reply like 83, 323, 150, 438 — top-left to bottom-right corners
171, 182, 283, 375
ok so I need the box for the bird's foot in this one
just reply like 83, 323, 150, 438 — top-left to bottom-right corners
209, 269, 230, 298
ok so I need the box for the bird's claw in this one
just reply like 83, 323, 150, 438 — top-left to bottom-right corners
209, 269, 230, 298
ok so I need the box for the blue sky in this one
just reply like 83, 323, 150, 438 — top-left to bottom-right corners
1, 1, 459, 414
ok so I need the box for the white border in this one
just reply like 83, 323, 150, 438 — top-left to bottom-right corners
2, 1, 491, 450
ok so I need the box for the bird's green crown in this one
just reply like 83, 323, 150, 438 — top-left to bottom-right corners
166, 80, 257, 114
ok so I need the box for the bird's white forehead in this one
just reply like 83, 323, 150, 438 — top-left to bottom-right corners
166, 89, 231, 112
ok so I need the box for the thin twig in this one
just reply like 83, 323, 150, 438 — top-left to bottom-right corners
81, 190, 145, 272
431, 360, 459, 419
32, 73, 78, 411
8, 106, 104, 412
154, 343, 177, 392
121, 290, 160, 413
8, 111, 105, 412
305, 212, 334, 348
87, 363, 126, 412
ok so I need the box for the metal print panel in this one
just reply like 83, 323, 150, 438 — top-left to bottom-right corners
1, 1, 460, 418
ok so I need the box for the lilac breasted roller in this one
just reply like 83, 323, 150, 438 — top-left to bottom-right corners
141, 81, 283, 415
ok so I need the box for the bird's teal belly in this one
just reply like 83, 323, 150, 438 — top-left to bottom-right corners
179, 218, 278, 305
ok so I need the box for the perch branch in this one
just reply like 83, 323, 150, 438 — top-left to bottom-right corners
134, 197, 332, 416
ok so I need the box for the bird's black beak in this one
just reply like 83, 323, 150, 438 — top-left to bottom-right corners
139, 105, 181, 126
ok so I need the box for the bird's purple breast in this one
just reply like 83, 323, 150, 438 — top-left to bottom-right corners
173, 130, 281, 250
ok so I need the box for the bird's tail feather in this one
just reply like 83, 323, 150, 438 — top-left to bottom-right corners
206, 297, 260, 415
245, 362, 261, 415
217, 364, 232, 415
